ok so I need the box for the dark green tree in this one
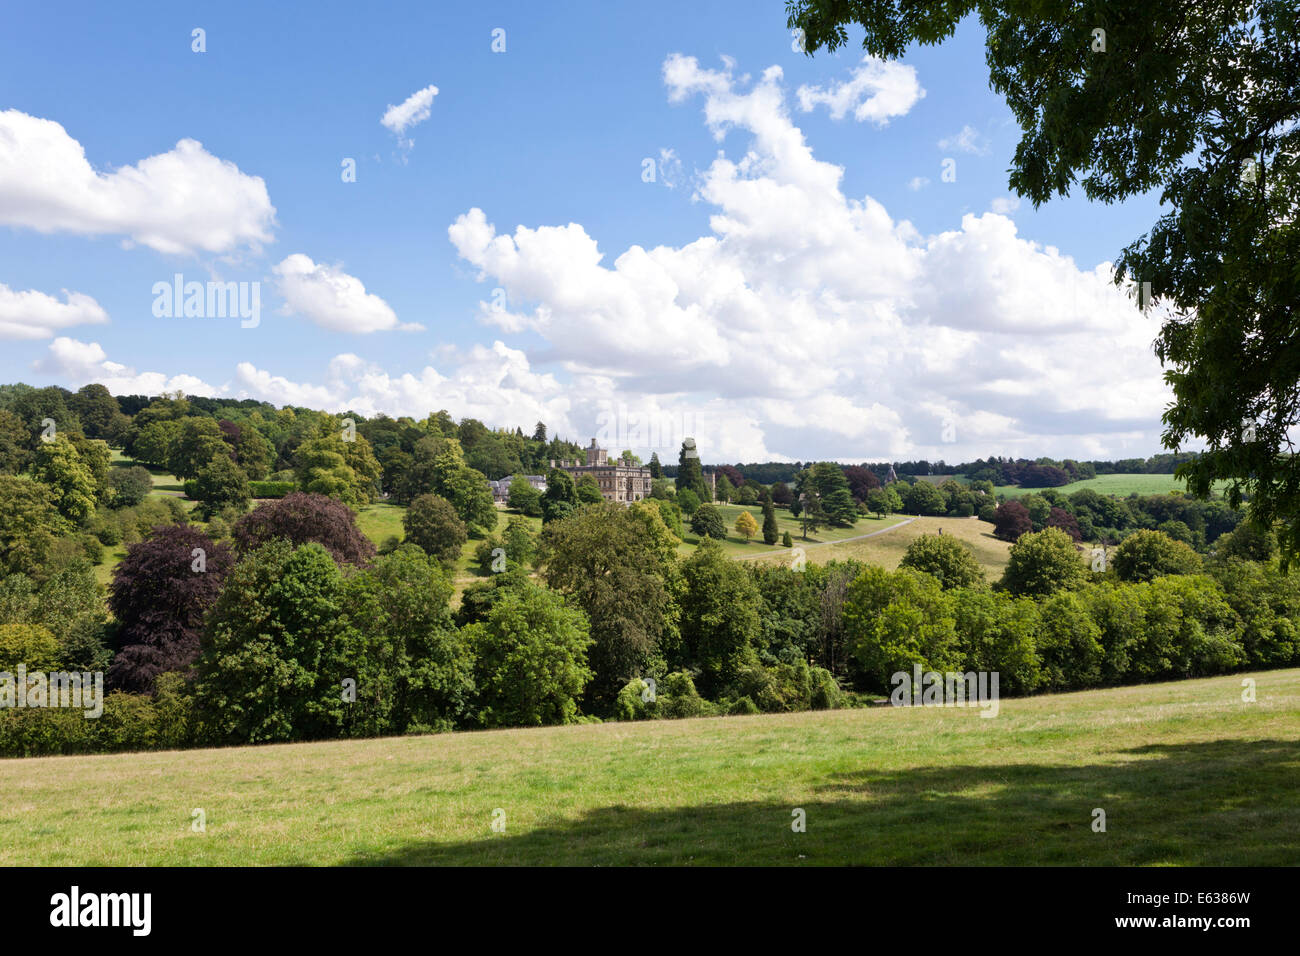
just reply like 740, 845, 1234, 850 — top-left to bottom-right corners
761, 497, 780, 545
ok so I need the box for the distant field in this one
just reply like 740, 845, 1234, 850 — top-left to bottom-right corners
747, 515, 1012, 582
678, 502, 903, 556
3, 668, 1295, 866
993, 473, 1207, 498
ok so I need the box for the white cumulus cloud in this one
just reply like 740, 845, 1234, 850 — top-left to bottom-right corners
0, 109, 276, 256
796, 55, 925, 124
272, 254, 423, 334
0, 284, 108, 340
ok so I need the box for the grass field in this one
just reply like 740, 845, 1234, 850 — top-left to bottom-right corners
3, 668, 1296, 866
678, 502, 904, 556
747, 515, 1012, 582
993, 473, 1212, 499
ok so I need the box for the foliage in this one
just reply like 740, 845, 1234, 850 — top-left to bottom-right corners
108, 525, 234, 691
233, 492, 376, 567
1001, 528, 1088, 598
402, 493, 468, 567
899, 533, 985, 590
465, 580, 593, 728
1112, 529, 1203, 583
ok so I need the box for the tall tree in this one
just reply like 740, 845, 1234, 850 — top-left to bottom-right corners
761, 496, 780, 545
108, 525, 234, 691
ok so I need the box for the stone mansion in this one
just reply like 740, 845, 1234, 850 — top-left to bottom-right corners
551, 439, 653, 503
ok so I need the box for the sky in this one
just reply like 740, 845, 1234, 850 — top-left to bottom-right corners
0, 0, 1182, 465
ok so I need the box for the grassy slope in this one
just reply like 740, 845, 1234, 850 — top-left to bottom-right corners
747, 515, 1012, 582
3, 668, 1296, 866
678, 502, 904, 556
993, 473, 1214, 499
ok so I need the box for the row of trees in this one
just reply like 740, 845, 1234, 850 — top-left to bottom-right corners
2, 473, 1294, 756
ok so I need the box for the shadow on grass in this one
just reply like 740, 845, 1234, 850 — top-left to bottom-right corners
336, 737, 1300, 866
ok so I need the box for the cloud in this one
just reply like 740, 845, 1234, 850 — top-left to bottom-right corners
990, 196, 1021, 214
938, 124, 989, 155
795, 56, 925, 124
908, 176, 930, 191
33, 337, 218, 395
29, 55, 1179, 465
440, 54, 1176, 462
272, 254, 423, 333
0, 284, 108, 340
381, 85, 438, 146
0, 109, 276, 256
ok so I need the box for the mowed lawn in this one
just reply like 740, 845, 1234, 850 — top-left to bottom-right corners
3, 669, 1296, 866
749, 515, 1013, 582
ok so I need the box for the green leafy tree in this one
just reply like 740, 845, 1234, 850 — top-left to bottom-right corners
690, 502, 726, 539
0, 623, 62, 671
538, 502, 678, 706
1000, 527, 1088, 598
903, 481, 947, 517
403, 494, 468, 567
1112, 529, 1204, 582
31, 435, 97, 522
466, 581, 594, 727
951, 588, 1041, 694
786, 0, 1300, 564
807, 462, 857, 526
506, 475, 543, 516
0, 409, 30, 474
195, 541, 362, 743
169, 417, 230, 480
679, 538, 762, 695
130, 419, 181, 469
676, 439, 709, 501
575, 474, 604, 504
899, 534, 985, 590
108, 466, 153, 507
865, 487, 901, 518
341, 545, 474, 733
1036, 591, 1106, 690
193, 454, 251, 519
842, 566, 960, 692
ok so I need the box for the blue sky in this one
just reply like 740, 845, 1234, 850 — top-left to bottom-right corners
0, 0, 1174, 463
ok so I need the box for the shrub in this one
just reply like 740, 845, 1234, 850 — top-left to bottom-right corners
247, 480, 297, 499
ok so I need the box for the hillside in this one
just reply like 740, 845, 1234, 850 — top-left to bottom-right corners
3, 668, 1296, 866
746, 515, 1012, 581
